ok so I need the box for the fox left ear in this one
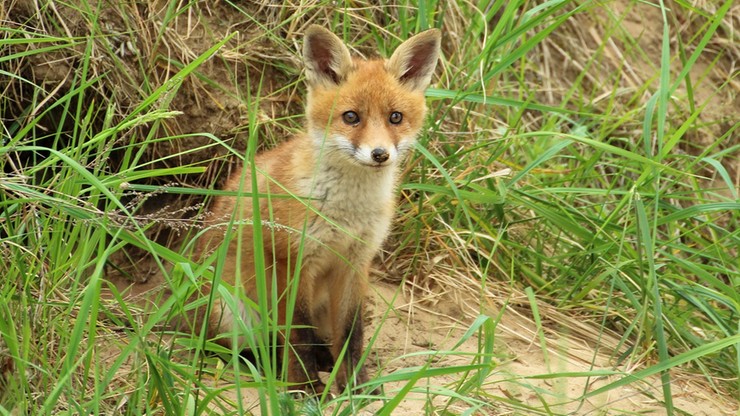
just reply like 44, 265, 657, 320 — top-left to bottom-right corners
303, 25, 354, 88
387, 29, 442, 91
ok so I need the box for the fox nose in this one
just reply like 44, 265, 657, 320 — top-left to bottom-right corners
371, 147, 390, 163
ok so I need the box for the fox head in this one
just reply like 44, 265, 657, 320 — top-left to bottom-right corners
303, 25, 441, 169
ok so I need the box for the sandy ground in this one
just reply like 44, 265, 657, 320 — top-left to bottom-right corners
108, 274, 738, 415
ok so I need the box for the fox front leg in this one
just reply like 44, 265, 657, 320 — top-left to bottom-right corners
332, 303, 378, 394
285, 305, 326, 395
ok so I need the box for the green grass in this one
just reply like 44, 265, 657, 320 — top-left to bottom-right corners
1, 0, 738, 414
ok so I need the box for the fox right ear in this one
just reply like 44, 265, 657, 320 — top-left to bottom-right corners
303, 25, 353, 87
387, 29, 441, 91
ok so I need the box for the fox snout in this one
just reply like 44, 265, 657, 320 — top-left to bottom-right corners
356, 143, 395, 167
350, 139, 407, 168
371, 147, 390, 163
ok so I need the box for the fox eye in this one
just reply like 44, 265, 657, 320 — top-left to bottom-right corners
342, 111, 360, 125
389, 111, 403, 124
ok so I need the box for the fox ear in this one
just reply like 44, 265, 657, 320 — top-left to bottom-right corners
387, 29, 441, 91
303, 25, 353, 87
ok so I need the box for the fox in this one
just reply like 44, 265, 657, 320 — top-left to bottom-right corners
195, 25, 441, 394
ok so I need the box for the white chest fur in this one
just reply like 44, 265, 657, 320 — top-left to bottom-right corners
298, 160, 397, 269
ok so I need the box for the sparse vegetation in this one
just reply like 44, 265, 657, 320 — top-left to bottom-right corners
1, 0, 738, 415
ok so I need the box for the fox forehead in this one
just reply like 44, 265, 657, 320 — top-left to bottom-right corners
307, 59, 427, 126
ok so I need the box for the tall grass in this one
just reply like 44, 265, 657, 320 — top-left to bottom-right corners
1, 0, 738, 415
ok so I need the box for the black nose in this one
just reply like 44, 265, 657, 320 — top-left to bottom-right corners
371, 147, 390, 163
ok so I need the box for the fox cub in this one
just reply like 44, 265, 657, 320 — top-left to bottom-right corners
197, 25, 441, 394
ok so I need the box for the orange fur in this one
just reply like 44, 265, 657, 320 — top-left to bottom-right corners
196, 25, 441, 394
